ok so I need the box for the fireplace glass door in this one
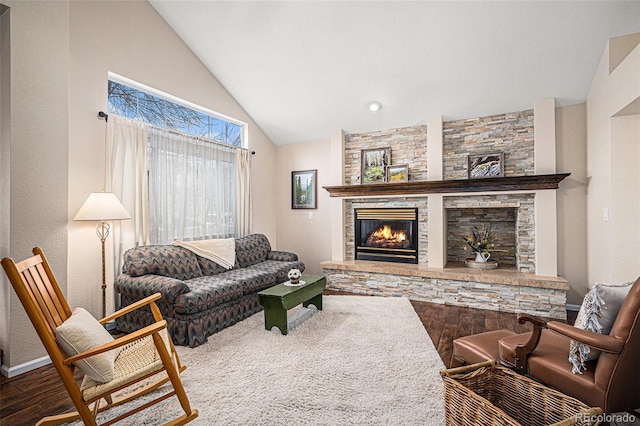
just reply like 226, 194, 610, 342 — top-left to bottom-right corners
355, 208, 418, 264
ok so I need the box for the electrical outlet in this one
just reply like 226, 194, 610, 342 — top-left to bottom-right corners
603, 207, 609, 221
308, 211, 314, 220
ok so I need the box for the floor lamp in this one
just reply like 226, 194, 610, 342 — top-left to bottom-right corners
74, 192, 131, 318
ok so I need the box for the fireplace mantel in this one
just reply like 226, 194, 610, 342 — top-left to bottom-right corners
323, 173, 570, 198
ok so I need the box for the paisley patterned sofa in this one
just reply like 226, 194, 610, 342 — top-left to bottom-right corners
114, 234, 304, 347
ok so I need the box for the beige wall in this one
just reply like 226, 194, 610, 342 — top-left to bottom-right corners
586, 35, 640, 285
556, 104, 588, 304
276, 140, 332, 274
2, 0, 278, 374
0, 4, 10, 364
1, 0, 70, 370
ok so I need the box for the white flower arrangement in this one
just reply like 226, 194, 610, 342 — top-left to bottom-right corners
287, 268, 302, 283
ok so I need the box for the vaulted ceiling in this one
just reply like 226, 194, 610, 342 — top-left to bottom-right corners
149, 1, 640, 145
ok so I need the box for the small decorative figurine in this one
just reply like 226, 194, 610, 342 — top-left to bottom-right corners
288, 268, 302, 284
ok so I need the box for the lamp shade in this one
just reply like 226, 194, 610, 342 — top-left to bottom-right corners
74, 192, 131, 221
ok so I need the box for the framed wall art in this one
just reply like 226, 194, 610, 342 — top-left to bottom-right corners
361, 147, 390, 184
386, 164, 409, 182
468, 152, 504, 179
291, 169, 317, 209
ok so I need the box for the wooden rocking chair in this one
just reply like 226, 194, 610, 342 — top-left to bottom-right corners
2, 247, 198, 425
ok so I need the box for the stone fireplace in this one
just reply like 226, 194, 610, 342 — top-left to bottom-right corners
320, 101, 570, 319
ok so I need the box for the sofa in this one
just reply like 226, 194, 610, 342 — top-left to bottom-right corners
114, 234, 305, 347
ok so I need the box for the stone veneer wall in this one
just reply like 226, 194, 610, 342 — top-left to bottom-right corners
345, 197, 428, 263
344, 125, 428, 184
443, 110, 534, 180
322, 269, 567, 319
444, 194, 536, 273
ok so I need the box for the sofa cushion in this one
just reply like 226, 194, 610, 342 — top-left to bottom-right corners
196, 254, 230, 276
174, 277, 244, 314
235, 234, 271, 268
244, 260, 306, 287
123, 245, 203, 281
215, 267, 278, 295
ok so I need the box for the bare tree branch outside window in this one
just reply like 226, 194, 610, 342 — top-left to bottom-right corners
107, 81, 242, 147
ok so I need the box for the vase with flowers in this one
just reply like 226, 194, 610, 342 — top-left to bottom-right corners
463, 225, 496, 267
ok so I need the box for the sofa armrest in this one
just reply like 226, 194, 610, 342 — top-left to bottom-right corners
547, 321, 625, 354
268, 251, 299, 262
114, 273, 190, 305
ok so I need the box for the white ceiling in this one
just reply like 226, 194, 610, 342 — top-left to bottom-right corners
149, 1, 640, 146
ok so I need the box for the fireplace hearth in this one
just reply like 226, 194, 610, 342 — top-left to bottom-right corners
355, 208, 418, 264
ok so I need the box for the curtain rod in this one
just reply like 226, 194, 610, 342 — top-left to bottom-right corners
98, 111, 255, 155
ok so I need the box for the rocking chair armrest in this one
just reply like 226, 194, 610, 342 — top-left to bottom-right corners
547, 321, 625, 354
63, 320, 168, 365
99, 293, 163, 324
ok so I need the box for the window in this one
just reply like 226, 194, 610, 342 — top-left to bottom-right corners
147, 127, 237, 243
107, 77, 245, 243
108, 79, 243, 147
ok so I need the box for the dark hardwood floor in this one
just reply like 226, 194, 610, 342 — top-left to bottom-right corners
0, 298, 636, 425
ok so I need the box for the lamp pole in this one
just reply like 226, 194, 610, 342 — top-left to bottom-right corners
96, 221, 111, 318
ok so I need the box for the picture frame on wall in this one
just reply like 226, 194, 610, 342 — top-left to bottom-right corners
467, 152, 504, 179
386, 164, 409, 182
291, 169, 317, 209
361, 147, 390, 184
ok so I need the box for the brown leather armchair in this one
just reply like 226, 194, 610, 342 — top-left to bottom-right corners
498, 276, 640, 414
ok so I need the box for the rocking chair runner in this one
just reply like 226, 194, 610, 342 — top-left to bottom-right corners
2, 247, 198, 425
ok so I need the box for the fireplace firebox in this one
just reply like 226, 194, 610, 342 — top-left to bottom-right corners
354, 208, 418, 264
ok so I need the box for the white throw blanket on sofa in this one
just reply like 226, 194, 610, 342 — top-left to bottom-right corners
172, 238, 236, 270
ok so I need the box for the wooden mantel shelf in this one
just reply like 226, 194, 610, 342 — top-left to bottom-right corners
323, 173, 571, 198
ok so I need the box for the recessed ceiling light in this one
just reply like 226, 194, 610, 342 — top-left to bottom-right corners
369, 101, 382, 112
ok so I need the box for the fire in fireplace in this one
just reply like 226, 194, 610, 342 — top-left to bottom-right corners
355, 208, 418, 264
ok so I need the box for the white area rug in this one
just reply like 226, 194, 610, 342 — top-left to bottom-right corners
86, 296, 445, 425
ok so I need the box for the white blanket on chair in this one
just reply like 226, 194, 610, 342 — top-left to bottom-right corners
172, 238, 236, 270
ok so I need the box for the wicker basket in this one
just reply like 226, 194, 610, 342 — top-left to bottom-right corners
440, 361, 602, 426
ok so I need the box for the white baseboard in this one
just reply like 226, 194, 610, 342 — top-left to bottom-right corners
1, 355, 51, 378
566, 303, 581, 312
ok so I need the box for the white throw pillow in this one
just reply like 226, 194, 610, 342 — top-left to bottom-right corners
55, 307, 120, 383
568, 282, 632, 374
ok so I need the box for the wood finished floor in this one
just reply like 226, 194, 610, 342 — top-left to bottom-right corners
1, 298, 637, 425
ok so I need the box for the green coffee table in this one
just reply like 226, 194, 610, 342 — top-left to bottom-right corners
257, 274, 326, 335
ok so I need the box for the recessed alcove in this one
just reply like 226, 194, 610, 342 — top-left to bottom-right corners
446, 207, 517, 267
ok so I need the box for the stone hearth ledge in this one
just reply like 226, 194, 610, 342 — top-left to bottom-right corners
320, 260, 569, 319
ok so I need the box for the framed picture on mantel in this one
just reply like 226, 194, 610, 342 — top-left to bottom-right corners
468, 152, 504, 179
386, 164, 409, 182
361, 147, 390, 184
292, 169, 317, 209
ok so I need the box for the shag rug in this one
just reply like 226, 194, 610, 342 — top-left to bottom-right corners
83, 296, 446, 425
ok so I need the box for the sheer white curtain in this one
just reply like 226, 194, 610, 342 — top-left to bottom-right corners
236, 149, 252, 237
148, 127, 237, 244
106, 116, 150, 275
